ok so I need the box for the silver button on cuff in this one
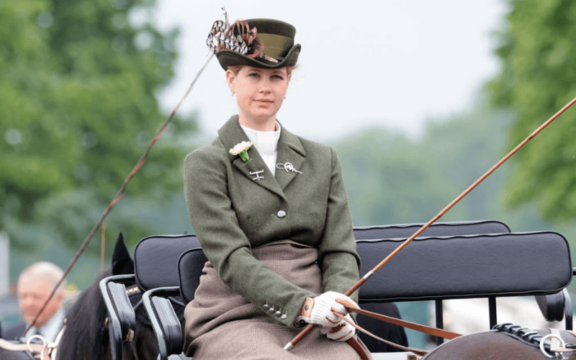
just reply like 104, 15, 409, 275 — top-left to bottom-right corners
269, 307, 275, 313
277, 210, 287, 218
275, 310, 281, 316
281, 314, 287, 319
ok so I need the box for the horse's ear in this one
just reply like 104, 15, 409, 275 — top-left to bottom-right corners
112, 232, 134, 275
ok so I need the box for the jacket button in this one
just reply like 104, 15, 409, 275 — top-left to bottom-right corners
277, 210, 287, 218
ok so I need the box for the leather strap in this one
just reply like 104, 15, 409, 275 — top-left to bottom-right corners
546, 328, 576, 356
334, 311, 427, 357
346, 336, 374, 360
344, 305, 461, 340
0, 338, 51, 359
0, 322, 67, 360
549, 328, 563, 352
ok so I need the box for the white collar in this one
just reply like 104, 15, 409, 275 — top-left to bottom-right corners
240, 123, 282, 176
240, 122, 281, 138
240, 123, 281, 153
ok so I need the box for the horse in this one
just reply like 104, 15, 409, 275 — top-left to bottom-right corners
420, 323, 576, 360
56, 233, 185, 360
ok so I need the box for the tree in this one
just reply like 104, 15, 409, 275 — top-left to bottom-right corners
0, 0, 198, 249
488, 0, 576, 222
333, 99, 551, 233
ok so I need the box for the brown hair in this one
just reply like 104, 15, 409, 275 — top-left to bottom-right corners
227, 64, 296, 76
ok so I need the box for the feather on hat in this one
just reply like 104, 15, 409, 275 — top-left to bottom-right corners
207, 8, 301, 70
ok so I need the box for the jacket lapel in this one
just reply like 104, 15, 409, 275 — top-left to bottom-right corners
218, 116, 285, 199
275, 124, 306, 190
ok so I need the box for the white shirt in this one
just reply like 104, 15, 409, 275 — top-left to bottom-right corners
240, 123, 281, 176
25, 308, 65, 343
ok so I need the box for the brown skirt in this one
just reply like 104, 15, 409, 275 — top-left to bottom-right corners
183, 240, 368, 359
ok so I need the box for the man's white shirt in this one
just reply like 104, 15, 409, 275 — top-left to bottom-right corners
25, 309, 65, 343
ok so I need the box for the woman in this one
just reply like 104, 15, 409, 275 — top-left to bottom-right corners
183, 18, 370, 359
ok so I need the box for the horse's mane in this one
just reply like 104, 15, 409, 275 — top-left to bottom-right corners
56, 269, 111, 360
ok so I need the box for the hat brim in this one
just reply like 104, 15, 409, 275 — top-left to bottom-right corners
216, 44, 301, 70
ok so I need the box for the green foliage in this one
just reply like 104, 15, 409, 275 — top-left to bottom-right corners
0, 0, 198, 249
336, 130, 452, 225
334, 101, 550, 234
488, 0, 576, 221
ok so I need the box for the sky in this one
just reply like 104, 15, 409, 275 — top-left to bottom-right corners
150, 0, 508, 141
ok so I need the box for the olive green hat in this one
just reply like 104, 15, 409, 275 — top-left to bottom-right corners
215, 19, 301, 70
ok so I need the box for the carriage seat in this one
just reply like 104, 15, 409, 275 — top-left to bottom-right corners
147, 230, 571, 360
142, 220, 514, 359
102, 220, 571, 359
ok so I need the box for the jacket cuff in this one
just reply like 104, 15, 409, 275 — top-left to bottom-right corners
257, 291, 315, 328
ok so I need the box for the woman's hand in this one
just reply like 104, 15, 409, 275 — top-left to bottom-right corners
296, 291, 358, 328
321, 314, 356, 341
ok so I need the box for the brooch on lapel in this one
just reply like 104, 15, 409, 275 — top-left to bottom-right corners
276, 162, 302, 174
250, 169, 264, 181
230, 141, 253, 164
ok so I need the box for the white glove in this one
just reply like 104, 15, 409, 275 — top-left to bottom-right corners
296, 291, 358, 328
321, 313, 356, 341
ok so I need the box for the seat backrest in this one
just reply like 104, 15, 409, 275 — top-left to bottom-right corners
178, 248, 208, 303
353, 220, 512, 351
353, 220, 510, 240
184, 233, 575, 308
178, 231, 571, 304
134, 234, 199, 291
357, 232, 572, 302
138, 221, 507, 299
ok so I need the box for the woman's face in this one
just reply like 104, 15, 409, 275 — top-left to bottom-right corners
227, 66, 291, 127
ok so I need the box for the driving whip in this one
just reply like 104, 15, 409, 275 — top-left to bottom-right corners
285, 96, 576, 350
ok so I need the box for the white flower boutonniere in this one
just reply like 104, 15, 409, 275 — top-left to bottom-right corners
229, 141, 253, 164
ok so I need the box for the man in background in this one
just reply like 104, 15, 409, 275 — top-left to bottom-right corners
1, 262, 65, 342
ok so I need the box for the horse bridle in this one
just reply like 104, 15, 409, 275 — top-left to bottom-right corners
333, 307, 576, 360
0, 284, 142, 360
0, 322, 67, 360
101, 284, 142, 355
493, 323, 576, 359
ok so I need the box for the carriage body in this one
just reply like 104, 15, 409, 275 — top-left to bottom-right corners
98, 220, 573, 360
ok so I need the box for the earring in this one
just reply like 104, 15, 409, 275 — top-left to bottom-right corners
231, 91, 235, 96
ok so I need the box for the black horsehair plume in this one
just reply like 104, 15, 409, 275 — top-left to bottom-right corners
206, 7, 278, 63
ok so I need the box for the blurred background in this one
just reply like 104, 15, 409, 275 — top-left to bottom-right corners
2, 0, 576, 349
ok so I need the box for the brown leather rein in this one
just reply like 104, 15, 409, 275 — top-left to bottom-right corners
346, 306, 460, 340
332, 305, 464, 358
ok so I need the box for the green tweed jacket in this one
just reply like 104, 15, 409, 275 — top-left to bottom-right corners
183, 116, 361, 328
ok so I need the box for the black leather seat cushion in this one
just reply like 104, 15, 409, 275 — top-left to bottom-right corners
176, 231, 570, 306
178, 249, 208, 303
134, 235, 199, 291
134, 221, 510, 293
354, 220, 510, 240
107, 282, 136, 338
357, 232, 572, 302
175, 222, 515, 304
352, 220, 511, 352
536, 291, 566, 322
151, 297, 183, 355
